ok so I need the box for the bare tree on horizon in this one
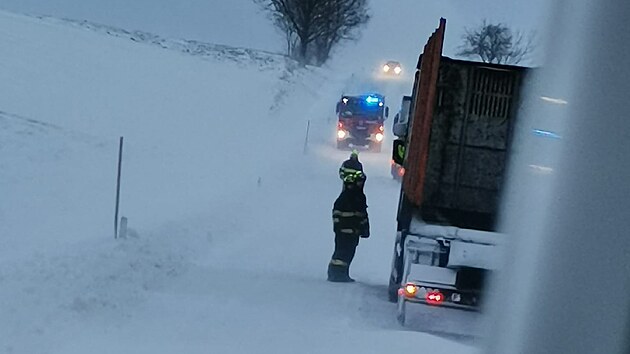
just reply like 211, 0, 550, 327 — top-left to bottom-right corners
457, 20, 535, 65
254, 0, 370, 66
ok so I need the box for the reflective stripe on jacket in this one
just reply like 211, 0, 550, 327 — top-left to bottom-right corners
332, 189, 369, 236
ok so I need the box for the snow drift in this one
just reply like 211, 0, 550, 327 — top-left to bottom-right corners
0, 10, 476, 354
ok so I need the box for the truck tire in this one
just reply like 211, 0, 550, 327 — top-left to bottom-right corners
336, 140, 347, 149
396, 296, 407, 326
388, 276, 399, 302
388, 237, 403, 303
370, 142, 382, 153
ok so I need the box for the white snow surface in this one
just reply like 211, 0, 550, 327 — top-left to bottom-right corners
0, 11, 477, 354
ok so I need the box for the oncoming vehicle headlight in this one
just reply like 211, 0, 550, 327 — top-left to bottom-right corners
337, 130, 347, 139
383, 64, 390, 72
375, 133, 384, 142
394, 66, 402, 75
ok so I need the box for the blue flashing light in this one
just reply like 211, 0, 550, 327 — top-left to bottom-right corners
532, 129, 562, 139
365, 96, 380, 104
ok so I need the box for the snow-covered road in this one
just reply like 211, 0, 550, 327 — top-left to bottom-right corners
0, 10, 478, 353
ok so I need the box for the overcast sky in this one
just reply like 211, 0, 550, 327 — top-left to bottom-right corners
0, 0, 280, 51
0, 0, 551, 66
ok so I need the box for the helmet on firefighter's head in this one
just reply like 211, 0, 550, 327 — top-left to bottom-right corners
350, 149, 359, 159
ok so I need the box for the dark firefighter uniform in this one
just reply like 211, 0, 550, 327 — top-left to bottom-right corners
328, 179, 370, 282
339, 150, 364, 185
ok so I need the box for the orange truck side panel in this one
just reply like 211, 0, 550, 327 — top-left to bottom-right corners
402, 18, 446, 206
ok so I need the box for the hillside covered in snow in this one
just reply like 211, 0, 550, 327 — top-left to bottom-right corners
0, 10, 478, 354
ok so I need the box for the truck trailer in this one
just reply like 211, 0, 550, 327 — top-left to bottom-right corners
388, 18, 528, 324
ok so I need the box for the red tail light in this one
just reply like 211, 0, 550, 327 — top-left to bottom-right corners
426, 291, 444, 305
337, 122, 343, 129
378, 125, 384, 132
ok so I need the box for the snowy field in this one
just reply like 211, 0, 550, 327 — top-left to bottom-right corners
0, 10, 479, 354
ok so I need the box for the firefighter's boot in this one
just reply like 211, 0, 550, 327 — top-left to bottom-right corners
327, 259, 355, 282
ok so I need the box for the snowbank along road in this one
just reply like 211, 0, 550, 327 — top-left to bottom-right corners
0, 10, 479, 354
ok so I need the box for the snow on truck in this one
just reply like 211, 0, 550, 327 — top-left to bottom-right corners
387, 18, 529, 324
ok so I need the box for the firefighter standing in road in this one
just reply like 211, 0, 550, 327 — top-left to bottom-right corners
328, 159, 370, 282
339, 150, 364, 188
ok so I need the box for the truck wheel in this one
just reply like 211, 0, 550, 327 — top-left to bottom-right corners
388, 277, 399, 302
387, 240, 401, 302
370, 142, 382, 153
396, 296, 407, 326
336, 141, 347, 149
